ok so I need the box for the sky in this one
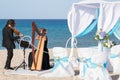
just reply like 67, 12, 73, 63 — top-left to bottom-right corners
0, 0, 119, 19
0, 0, 79, 19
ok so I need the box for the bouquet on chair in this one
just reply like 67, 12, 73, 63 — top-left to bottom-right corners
94, 30, 109, 41
103, 40, 116, 48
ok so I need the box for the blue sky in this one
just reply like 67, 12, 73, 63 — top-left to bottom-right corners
0, 0, 119, 19
0, 0, 79, 19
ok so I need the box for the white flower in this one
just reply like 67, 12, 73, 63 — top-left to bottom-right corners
103, 40, 116, 48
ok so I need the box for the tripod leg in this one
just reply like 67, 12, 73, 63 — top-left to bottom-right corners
23, 61, 27, 69
15, 61, 24, 71
15, 48, 28, 71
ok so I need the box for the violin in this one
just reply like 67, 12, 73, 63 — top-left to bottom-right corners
9, 26, 20, 35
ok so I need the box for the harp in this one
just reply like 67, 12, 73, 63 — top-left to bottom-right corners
31, 22, 45, 71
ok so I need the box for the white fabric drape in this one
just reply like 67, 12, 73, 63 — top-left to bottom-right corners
67, 4, 97, 37
67, 4, 98, 59
97, 3, 120, 32
67, 0, 120, 63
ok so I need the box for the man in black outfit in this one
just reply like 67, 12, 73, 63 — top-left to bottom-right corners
2, 19, 23, 70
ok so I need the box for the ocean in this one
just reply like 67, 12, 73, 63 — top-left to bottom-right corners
0, 19, 119, 49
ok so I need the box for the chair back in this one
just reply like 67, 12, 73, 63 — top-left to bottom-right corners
111, 45, 120, 54
91, 52, 107, 65
53, 47, 68, 58
77, 48, 94, 59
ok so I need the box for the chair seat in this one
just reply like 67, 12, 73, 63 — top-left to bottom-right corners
109, 45, 120, 74
77, 47, 112, 80
40, 47, 74, 77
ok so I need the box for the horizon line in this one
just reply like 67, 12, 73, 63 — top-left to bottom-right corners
0, 18, 67, 20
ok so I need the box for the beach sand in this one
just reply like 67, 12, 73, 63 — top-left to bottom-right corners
0, 48, 119, 80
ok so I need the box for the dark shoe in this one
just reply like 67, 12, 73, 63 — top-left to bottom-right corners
4, 67, 14, 70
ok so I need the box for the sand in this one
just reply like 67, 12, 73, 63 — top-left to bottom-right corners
0, 48, 119, 80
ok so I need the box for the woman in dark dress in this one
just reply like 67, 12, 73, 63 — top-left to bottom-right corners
28, 28, 51, 70
42, 36, 51, 70
36, 28, 51, 70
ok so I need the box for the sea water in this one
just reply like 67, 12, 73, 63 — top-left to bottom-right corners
0, 19, 119, 49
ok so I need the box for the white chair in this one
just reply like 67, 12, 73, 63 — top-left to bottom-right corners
85, 52, 112, 80
77, 48, 94, 79
40, 47, 74, 77
77, 47, 112, 80
109, 45, 120, 74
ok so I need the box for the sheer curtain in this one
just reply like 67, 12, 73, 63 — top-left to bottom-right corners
97, 3, 120, 33
113, 20, 120, 40
67, 4, 97, 59
68, 4, 97, 37
97, 3, 120, 51
67, 1, 120, 59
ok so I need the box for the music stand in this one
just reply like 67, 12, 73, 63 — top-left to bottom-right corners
15, 40, 30, 71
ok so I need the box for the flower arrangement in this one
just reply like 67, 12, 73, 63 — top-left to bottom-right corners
94, 29, 116, 49
103, 40, 116, 48
94, 30, 109, 41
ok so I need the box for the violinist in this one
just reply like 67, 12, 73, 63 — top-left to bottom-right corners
2, 19, 23, 70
